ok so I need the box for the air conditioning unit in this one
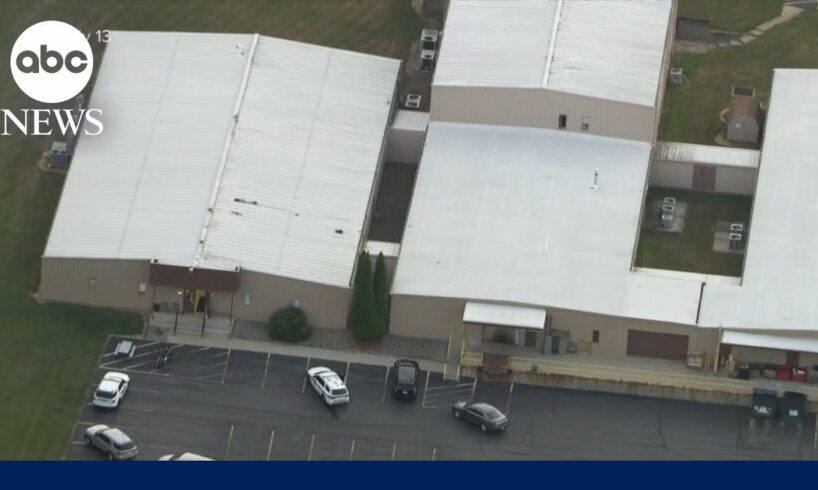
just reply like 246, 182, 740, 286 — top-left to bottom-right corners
661, 213, 673, 229
404, 93, 422, 110
730, 223, 744, 232
421, 29, 439, 51
663, 196, 676, 206
662, 204, 675, 215
728, 232, 743, 251
420, 49, 436, 71
670, 67, 684, 86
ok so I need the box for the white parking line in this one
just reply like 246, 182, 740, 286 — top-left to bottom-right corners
381, 366, 391, 403
261, 353, 271, 389
267, 429, 276, 460
391, 442, 397, 461
301, 357, 311, 394
505, 381, 515, 415
814, 415, 817, 448
129, 387, 160, 394
470, 378, 477, 400
348, 439, 355, 461
344, 361, 351, 381
221, 350, 232, 384
421, 371, 430, 406
99, 343, 181, 368
432, 447, 437, 461
224, 425, 234, 460
424, 382, 475, 392
307, 434, 316, 461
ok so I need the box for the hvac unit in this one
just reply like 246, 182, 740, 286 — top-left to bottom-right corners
730, 223, 744, 232
662, 204, 675, 215
663, 196, 676, 206
661, 213, 674, 229
421, 29, 439, 51
404, 93, 422, 110
670, 67, 684, 86
728, 232, 744, 251
420, 49, 436, 71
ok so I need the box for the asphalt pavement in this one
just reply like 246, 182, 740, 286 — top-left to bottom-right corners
67, 337, 818, 460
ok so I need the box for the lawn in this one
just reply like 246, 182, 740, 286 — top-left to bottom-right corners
0, 0, 421, 459
635, 187, 753, 277
659, 10, 818, 145
677, 0, 785, 32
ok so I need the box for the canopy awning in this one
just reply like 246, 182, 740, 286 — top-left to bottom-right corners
722, 330, 818, 354
463, 302, 546, 330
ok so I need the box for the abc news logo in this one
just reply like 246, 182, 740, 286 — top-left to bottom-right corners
3, 20, 102, 136
15, 44, 89, 74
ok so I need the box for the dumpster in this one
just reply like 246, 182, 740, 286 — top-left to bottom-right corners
779, 391, 808, 425
751, 388, 778, 419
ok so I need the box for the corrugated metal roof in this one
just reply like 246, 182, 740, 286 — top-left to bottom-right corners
700, 70, 818, 332
44, 31, 400, 289
722, 330, 818, 354
392, 122, 702, 325
44, 31, 253, 265
653, 141, 761, 168
391, 110, 429, 132
434, 0, 673, 107
199, 37, 399, 287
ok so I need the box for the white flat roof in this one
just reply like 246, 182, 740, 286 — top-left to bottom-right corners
653, 141, 761, 169
434, 0, 673, 107
722, 330, 818, 355
699, 70, 818, 331
44, 31, 400, 288
463, 302, 546, 330
392, 122, 702, 325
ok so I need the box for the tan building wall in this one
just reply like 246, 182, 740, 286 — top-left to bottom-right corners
228, 269, 350, 329
649, 160, 757, 195
40, 257, 152, 312
390, 294, 717, 356
430, 86, 659, 143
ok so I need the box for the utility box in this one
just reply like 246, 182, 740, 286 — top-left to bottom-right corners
670, 67, 684, 86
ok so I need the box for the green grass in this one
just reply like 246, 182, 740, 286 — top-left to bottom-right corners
635, 187, 753, 277
0, 0, 421, 459
678, 0, 785, 32
659, 10, 818, 145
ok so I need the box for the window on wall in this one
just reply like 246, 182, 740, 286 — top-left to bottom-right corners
558, 114, 567, 129
592, 330, 600, 343
243, 292, 252, 306
581, 116, 590, 131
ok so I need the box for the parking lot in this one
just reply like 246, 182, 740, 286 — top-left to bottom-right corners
68, 337, 818, 460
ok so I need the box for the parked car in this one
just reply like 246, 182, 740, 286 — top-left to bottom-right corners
392, 359, 420, 400
92, 372, 130, 409
307, 366, 349, 405
452, 401, 509, 432
84, 424, 138, 460
159, 452, 213, 461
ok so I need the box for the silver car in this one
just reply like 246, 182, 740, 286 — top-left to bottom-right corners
92, 372, 130, 409
85, 424, 138, 460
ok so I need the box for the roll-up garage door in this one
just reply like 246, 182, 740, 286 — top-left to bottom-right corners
626, 330, 689, 361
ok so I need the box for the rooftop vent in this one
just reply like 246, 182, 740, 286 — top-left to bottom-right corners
420, 49, 436, 71
669, 67, 683, 86
421, 29, 439, 51
730, 223, 744, 232
663, 196, 676, 206
405, 94, 422, 110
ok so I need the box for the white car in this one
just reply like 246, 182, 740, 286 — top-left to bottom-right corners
92, 372, 130, 408
85, 424, 138, 460
159, 452, 213, 461
307, 366, 349, 405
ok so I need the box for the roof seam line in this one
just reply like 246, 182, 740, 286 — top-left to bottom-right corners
541, 0, 563, 87
192, 33, 260, 269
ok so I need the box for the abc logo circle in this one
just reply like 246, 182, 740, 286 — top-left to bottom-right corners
10, 21, 93, 104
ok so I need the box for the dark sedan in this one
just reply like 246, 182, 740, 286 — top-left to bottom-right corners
452, 401, 509, 432
392, 359, 420, 400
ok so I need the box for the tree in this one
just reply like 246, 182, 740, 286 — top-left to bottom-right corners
373, 252, 390, 328
268, 304, 311, 343
350, 251, 385, 341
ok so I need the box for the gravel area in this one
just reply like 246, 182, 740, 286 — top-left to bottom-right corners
233, 320, 448, 362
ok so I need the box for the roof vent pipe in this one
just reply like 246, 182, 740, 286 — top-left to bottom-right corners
590, 168, 599, 190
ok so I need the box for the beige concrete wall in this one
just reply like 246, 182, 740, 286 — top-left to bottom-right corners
649, 160, 757, 196
430, 85, 658, 143
390, 294, 716, 355
227, 270, 350, 329
40, 257, 152, 312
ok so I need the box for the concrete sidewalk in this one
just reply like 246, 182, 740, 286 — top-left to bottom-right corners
167, 332, 445, 374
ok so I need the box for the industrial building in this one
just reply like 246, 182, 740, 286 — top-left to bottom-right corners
40, 31, 400, 333
431, 0, 676, 142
